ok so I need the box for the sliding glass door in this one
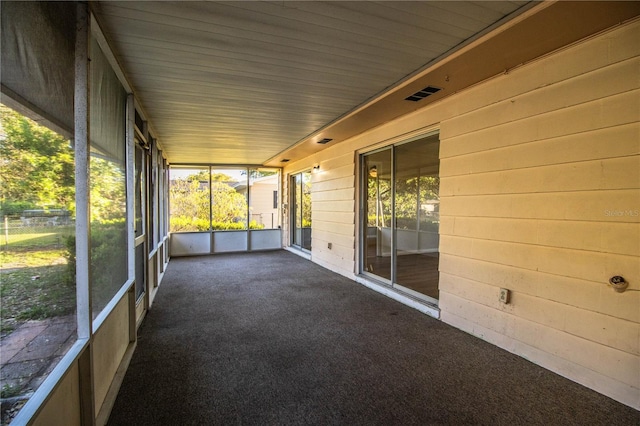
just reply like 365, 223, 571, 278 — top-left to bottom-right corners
394, 136, 440, 300
291, 171, 312, 251
363, 150, 392, 280
134, 143, 146, 303
361, 133, 440, 303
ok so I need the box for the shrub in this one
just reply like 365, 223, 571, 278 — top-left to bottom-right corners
170, 216, 210, 232
65, 219, 127, 308
0, 201, 37, 216
249, 220, 264, 230
211, 221, 243, 230
64, 235, 76, 286
170, 217, 266, 231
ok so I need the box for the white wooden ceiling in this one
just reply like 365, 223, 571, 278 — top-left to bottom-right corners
92, 1, 529, 165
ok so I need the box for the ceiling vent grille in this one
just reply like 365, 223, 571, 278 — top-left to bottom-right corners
317, 138, 333, 144
405, 86, 442, 102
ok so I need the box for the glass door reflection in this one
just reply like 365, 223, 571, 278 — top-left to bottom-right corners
362, 149, 392, 281
394, 136, 440, 300
291, 171, 312, 251
361, 134, 440, 302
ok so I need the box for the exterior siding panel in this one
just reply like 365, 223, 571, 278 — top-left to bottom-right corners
438, 21, 640, 408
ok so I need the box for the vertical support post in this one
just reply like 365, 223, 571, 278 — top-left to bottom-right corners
246, 167, 251, 251
208, 165, 213, 232
128, 285, 136, 344
78, 346, 94, 426
208, 166, 213, 254
125, 94, 137, 339
75, 4, 95, 425
151, 141, 158, 253
416, 169, 421, 250
75, 0, 91, 344
390, 147, 396, 284
126, 94, 135, 290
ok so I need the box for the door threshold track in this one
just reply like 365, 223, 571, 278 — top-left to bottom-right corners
355, 275, 440, 319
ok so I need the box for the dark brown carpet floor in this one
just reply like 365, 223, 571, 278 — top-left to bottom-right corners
108, 250, 639, 425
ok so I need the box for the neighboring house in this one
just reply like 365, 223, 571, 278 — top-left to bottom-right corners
247, 174, 280, 229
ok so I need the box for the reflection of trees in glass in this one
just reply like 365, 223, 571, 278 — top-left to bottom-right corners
367, 174, 438, 230
0, 105, 75, 214
395, 176, 418, 229
301, 172, 312, 228
291, 171, 312, 249
394, 175, 439, 230
419, 176, 439, 231
419, 176, 439, 200
367, 177, 391, 228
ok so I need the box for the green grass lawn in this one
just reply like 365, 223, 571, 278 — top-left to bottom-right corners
1, 225, 73, 249
1, 228, 76, 336
0, 248, 68, 269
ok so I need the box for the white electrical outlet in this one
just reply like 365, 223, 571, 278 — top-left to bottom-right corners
499, 288, 510, 304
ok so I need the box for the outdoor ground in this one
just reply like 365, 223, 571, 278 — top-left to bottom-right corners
0, 224, 76, 425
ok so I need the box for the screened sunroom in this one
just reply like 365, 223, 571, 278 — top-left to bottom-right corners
1, 2, 638, 424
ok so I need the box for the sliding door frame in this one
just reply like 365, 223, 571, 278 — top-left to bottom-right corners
358, 130, 440, 305
290, 170, 313, 252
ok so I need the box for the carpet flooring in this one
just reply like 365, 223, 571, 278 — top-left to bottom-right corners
108, 250, 639, 425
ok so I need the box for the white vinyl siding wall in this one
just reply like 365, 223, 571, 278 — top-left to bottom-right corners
283, 19, 640, 408
311, 152, 356, 275
437, 20, 640, 408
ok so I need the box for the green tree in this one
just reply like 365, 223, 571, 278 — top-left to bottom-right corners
211, 180, 247, 227
169, 177, 210, 231
248, 169, 277, 180
367, 176, 391, 227
0, 105, 75, 214
90, 156, 126, 223
169, 170, 255, 231
394, 175, 439, 230
301, 176, 312, 228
